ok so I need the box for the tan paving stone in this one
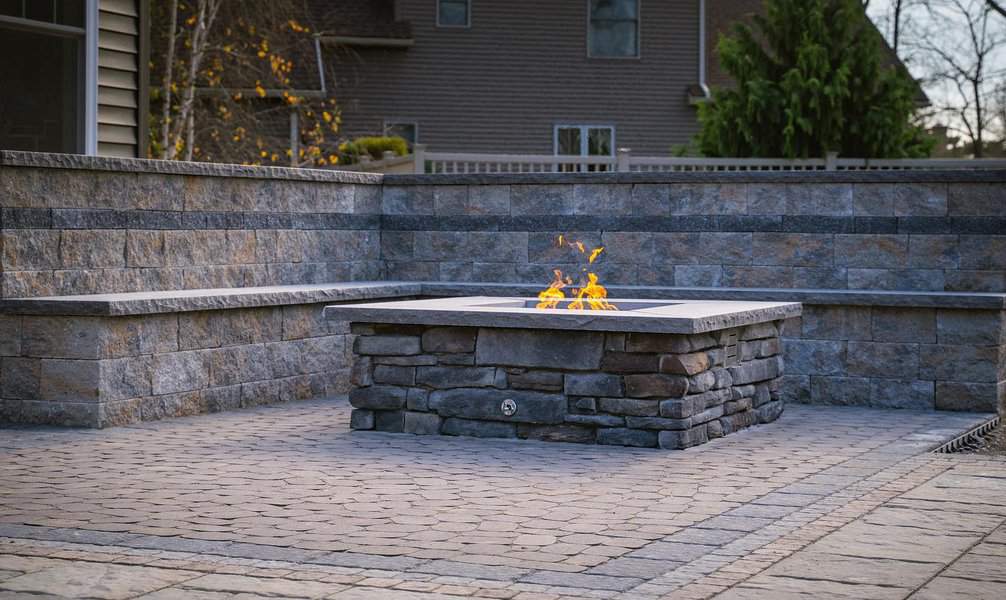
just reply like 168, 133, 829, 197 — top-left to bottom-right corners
0, 400, 1001, 599
764, 550, 944, 588
179, 573, 341, 598
943, 551, 1006, 583
909, 575, 1006, 600
0, 562, 198, 599
717, 574, 910, 599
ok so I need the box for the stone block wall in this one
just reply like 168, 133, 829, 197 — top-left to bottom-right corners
0, 303, 351, 427
2, 151, 1004, 424
781, 306, 1006, 413
1, 154, 382, 299
378, 176, 1006, 292
347, 322, 785, 448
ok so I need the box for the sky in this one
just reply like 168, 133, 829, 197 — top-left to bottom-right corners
864, 0, 1006, 142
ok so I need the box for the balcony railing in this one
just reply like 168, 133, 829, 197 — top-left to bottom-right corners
340, 146, 1006, 174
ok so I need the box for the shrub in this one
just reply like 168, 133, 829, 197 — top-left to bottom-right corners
697, 0, 932, 158
338, 136, 409, 164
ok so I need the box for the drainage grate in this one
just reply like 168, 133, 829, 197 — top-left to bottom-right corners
933, 416, 1002, 454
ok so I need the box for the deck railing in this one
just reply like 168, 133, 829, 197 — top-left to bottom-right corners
339, 146, 1006, 174
409, 146, 1006, 174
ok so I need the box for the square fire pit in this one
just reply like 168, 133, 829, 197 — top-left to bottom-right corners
325, 296, 802, 449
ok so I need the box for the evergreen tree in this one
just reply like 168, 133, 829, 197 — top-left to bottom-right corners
697, 0, 931, 158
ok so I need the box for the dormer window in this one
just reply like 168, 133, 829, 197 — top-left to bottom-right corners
437, 0, 470, 28
588, 0, 639, 58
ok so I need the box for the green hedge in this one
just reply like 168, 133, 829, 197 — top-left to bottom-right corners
338, 136, 409, 164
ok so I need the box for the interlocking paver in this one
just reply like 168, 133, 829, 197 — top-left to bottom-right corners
0, 398, 1003, 599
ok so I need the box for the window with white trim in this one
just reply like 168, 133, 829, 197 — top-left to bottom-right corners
555, 125, 614, 172
437, 0, 470, 27
555, 125, 614, 157
588, 0, 639, 58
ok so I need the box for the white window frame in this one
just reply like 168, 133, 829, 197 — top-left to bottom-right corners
436, 0, 471, 28
553, 124, 616, 157
586, 0, 641, 59
383, 120, 420, 145
84, 0, 98, 155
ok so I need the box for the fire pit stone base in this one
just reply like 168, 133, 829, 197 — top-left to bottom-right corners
347, 323, 786, 449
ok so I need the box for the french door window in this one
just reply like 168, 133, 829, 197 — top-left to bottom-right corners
555, 125, 614, 172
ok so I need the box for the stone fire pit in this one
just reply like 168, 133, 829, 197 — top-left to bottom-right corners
325, 297, 802, 449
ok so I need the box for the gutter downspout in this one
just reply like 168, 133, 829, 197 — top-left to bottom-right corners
698, 0, 711, 100
314, 34, 327, 95
84, 0, 98, 155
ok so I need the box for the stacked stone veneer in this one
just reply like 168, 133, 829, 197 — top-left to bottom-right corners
1, 154, 381, 298
782, 305, 1006, 413
0, 303, 350, 427
2, 151, 1004, 425
379, 177, 1005, 292
347, 322, 786, 449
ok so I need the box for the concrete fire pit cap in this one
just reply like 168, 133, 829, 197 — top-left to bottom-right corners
324, 296, 802, 334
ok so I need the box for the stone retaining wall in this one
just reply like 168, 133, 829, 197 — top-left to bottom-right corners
347, 322, 785, 448
782, 305, 1006, 413
0, 303, 351, 427
1, 153, 381, 299
379, 175, 1006, 293
2, 151, 1004, 425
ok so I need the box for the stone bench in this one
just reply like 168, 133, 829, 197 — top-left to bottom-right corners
420, 283, 1006, 415
0, 283, 419, 427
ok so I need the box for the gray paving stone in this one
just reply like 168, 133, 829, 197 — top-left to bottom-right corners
413, 560, 529, 581
629, 542, 719, 562
0, 398, 999, 599
667, 528, 747, 546
520, 570, 643, 591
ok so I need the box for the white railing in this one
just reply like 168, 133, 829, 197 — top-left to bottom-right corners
421, 150, 617, 174
402, 146, 1006, 174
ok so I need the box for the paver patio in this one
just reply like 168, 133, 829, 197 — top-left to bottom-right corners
0, 398, 1004, 599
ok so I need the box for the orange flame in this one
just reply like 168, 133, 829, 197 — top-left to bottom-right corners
536, 236, 617, 311
536, 269, 571, 309
568, 273, 618, 311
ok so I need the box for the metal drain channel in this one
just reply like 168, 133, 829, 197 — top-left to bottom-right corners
933, 415, 1002, 454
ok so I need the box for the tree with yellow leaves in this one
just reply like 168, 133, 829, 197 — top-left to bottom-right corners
150, 0, 342, 166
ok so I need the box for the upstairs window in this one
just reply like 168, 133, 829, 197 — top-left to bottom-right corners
588, 0, 639, 58
437, 0, 470, 27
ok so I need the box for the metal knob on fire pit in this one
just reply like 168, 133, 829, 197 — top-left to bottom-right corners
501, 399, 517, 417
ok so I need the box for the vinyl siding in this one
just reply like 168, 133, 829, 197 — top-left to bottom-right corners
332, 0, 701, 155
97, 0, 141, 157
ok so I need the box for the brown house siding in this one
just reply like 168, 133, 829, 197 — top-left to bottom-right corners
706, 0, 761, 90
331, 0, 701, 155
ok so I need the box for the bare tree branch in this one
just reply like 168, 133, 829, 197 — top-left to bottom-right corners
988, 0, 1006, 19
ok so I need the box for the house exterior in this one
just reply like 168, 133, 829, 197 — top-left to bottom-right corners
317, 0, 924, 160
319, 0, 708, 156
0, 0, 149, 158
